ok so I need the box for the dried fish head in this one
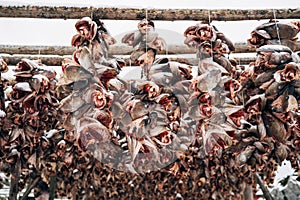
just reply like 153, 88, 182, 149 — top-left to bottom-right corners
195, 24, 217, 42
198, 103, 213, 118
30, 74, 50, 93
121, 30, 143, 47
94, 109, 113, 129
262, 112, 288, 141
23, 93, 37, 114
256, 45, 293, 67
198, 92, 212, 105
76, 117, 111, 150
15, 59, 38, 72
75, 17, 98, 42
184, 34, 200, 48
152, 130, 173, 146
271, 92, 298, 114
138, 18, 155, 34
0, 56, 8, 73
136, 81, 161, 99
247, 30, 271, 47
126, 99, 157, 120
184, 25, 198, 37
274, 62, 300, 83
100, 32, 117, 46
228, 109, 245, 128
92, 90, 107, 109
202, 123, 232, 154
147, 36, 166, 51
213, 39, 231, 54
71, 33, 83, 47
245, 94, 266, 119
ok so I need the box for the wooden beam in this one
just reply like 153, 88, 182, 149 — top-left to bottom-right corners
0, 43, 260, 56
0, 54, 71, 66
0, 45, 76, 56
1, 42, 299, 56
0, 5, 299, 21
0, 53, 256, 66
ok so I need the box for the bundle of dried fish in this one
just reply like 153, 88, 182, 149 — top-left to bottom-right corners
58, 18, 118, 151
72, 16, 116, 61
50, 20, 299, 200
247, 19, 300, 50
122, 19, 167, 79
0, 58, 61, 199
110, 80, 196, 173
185, 23, 234, 55
222, 44, 300, 195
179, 20, 300, 198
184, 22, 239, 76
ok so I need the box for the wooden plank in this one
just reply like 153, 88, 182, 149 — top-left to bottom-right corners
0, 43, 259, 56
0, 5, 299, 21
0, 45, 76, 56
1, 42, 299, 56
0, 53, 256, 66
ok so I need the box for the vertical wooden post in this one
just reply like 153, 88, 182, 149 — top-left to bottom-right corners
255, 173, 274, 200
243, 184, 254, 200
0, 57, 6, 112
9, 153, 21, 200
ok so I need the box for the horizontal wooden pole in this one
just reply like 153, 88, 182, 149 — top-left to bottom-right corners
0, 5, 299, 21
0, 54, 71, 66
1, 42, 294, 56
0, 53, 256, 67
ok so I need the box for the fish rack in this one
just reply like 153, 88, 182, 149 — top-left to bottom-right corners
0, 5, 300, 66
0, 5, 300, 200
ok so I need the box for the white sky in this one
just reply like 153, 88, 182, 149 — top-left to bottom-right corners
0, 1, 299, 46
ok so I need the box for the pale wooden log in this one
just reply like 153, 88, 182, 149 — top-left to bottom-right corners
0, 44, 197, 55
1, 42, 299, 56
0, 54, 71, 66
0, 45, 76, 56
0, 5, 299, 21
0, 53, 256, 66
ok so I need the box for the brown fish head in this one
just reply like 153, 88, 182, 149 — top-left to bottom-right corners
195, 24, 217, 42
274, 62, 300, 83
0, 57, 8, 73
75, 17, 98, 41
138, 18, 155, 34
